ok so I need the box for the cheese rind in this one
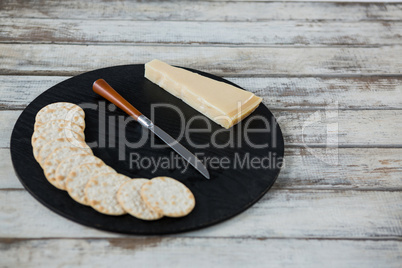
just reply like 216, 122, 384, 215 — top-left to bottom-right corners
145, 59, 262, 129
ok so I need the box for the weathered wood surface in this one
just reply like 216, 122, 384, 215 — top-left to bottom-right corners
1, 1, 401, 21
1, 238, 401, 268
2, 109, 401, 148
1, 76, 402, 110
0, 190, 401, 238
1, 0, 401, 267
1, 44, 402, 76
2, 18, 402, 46
2, 147, 402, 190
275, 109, 402, 146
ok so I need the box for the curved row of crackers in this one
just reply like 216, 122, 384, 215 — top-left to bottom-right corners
32, 102, 195, 220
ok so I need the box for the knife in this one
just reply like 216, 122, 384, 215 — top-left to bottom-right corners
93, 79, 210, 179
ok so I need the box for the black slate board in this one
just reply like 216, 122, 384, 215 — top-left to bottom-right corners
10, 64, 284, 235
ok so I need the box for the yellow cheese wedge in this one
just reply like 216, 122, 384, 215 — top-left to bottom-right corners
144, 59, 262, 129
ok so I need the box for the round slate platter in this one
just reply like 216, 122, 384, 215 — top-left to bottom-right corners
10, 64, 284, 235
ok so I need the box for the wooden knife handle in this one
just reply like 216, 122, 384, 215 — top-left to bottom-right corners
93, 79, 142, 120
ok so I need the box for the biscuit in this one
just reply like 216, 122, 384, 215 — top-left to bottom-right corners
55, 154, 104, 190
38, 138, 91, 166
117, 179, 163, 221
141, 177, 195, 217
33, 119, 85, 141
32, 128, 84, 160
66, 163, 116, 206
42, 147, 85, 190
85, 173, 130, 215
34, 102, 85, 129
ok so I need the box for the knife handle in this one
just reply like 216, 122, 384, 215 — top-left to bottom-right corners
93, 79, 142, 120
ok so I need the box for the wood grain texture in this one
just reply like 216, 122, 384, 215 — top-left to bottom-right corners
278, 147, 402, 190
1, 76, 402, 110
0, 190, 401, 238
0, 75, 402, 110
2, 18, 402, 46
1, 0, 401, 266
1, 237, 401, 268
1, 109, 401, 148
2, 147, 402, 190
231, 76, 402, 110
0, 76, 55, 109
0, 149, 22, 189
1, 44, 402, 76
0, 110, 21, 148
274, 109, 402, 147
0, 0, 401, 21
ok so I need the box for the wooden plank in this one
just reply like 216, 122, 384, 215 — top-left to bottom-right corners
1, 44, 402, 76
1, 237, 401, 268
0, 76, 58, 109
0, 190, 400, 238
231, 76, 402, 110
0, 110, 21, 148
1, 76, 402, 110
274, 109, 402, 146
2, 110, 402, 148
233, 0, 402, 1
2, 18, 402, 46
218, 0, 402, 1
278, 147, 402, 190
0, 1, 401, 21
0, 149, 23, 189
3, 147, 402, 190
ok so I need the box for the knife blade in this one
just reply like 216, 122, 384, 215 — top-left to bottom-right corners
93, 79, 210, 179
138, 116, 210, 179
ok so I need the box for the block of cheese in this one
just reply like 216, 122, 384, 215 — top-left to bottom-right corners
144, 59, 262, 129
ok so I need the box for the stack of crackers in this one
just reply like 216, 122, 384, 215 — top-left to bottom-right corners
32, 102, 195, 220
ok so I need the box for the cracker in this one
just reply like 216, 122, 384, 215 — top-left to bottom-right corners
55, 154, 104, 190
85, 173, 130, 215
66, 163, 116, 206
42, 147, 86, 190
34, 102, 85, 129
32, 128, 84, 161
141, 177, 195, 217
117, 179, 163, 221
38, 138, 92, 166
33, 119, 85, 141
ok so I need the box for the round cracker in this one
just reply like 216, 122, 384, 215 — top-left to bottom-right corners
55, 154, 104, 190
66, 163, 116, 206
140, 177, 195, 217
38, 138, 92, 166
117, 179, 163, 221
34, 102, 85, 129
42, 147, 86, 190
33, 119, 85, 141
85, 173, 130, 215
32, 128, 84, 160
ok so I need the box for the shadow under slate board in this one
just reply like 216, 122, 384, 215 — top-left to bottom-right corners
10, 64, 284, 234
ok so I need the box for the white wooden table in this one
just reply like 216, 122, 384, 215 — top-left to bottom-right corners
1, 1, 401, 267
